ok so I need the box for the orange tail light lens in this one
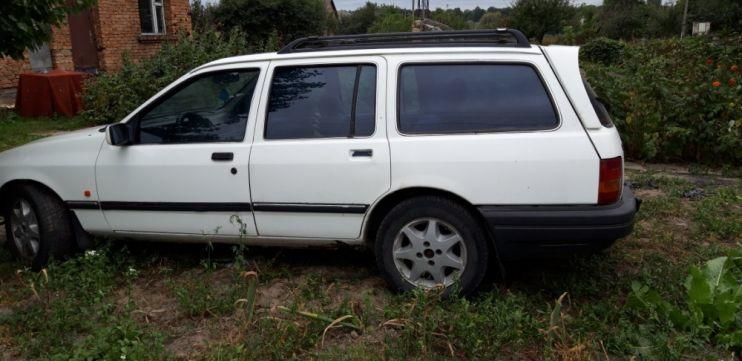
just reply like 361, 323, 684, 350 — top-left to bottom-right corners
598, 156, 623, 205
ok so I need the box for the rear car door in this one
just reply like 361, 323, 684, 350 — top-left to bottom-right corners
249, 56, 390, 239
95, 63, 268, 237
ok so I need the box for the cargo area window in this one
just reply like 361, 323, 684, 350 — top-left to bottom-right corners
583, 79, 614, 128
398, 64, 558, 134
136, 69, 260, 144
266, 65, 377, 140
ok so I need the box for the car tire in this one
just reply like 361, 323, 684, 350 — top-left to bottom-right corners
375, 196, 489, 296
4, 185, 74, 270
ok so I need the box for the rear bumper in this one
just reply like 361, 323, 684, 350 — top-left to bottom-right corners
478, 185, 640, 259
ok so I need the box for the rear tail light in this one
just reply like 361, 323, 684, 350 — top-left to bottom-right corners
598, 156, 623, 205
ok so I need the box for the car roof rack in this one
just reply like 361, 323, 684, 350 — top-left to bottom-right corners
277, 29, 531, 54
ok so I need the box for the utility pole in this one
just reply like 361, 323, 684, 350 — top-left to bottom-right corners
680, 0, 689, 38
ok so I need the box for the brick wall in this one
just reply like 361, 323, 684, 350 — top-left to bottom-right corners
0, 57, 31, 89
0, 23, 73, 89
95, 0, 192, 71
0, 0, 191, 90
50, 20, 74, 71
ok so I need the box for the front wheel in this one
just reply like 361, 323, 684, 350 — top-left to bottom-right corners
375, 196, 489, 296
4, 185, 73, 270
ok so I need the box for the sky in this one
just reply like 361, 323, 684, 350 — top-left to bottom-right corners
334, 0, 603, 10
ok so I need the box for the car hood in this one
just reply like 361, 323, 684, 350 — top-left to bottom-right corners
26, 125, 106, 146
0, 125, 106, 165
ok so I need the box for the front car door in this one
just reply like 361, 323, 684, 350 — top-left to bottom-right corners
249, 56, 390, 240
95, 62, 268, 239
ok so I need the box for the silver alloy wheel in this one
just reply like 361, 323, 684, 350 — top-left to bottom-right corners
392, 218, 467, 288
9, 199, 41, 261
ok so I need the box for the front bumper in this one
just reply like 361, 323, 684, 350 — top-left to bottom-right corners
478, 185, 640, 259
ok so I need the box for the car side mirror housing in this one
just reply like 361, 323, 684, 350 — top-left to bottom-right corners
107, 123, 133, 146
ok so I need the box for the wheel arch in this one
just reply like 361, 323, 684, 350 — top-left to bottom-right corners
0, 179, 61, 209
363, 187, 496, 251
0, 179, 91, 250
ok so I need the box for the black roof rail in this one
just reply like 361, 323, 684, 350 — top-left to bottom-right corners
277, 29, 531, 54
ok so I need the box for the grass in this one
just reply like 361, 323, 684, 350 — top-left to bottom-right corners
0, 110, 94, 152
0, 111, 740, 360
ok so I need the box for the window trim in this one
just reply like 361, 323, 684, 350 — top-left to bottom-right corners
263, 63, 378, 141
140, 0, 166, 35
129, 68, 262, 146
395, 61, 561, 136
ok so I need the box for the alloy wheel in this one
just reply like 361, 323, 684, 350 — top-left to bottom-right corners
392, 217, 467, 288
9, 199, 41, 261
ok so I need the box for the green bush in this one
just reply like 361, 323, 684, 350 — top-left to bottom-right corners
579, 37, 625, 65
583, 36, 742, 164
83, 28, 250, 125
628, 254, 742, 350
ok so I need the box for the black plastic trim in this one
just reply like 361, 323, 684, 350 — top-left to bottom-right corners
100, 202, 253, 212
278, 29, 531, 54
66, 201, 369, 214
66, 201, 100, 210
211, 152, 234, 161
253, 203, 368, 214
477, 185, 640, 259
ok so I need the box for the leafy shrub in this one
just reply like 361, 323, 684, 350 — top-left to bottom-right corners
580, 37, 625, 65
583, 36, 741, 164
83, 28, 249, 125
629, 254, 742, 350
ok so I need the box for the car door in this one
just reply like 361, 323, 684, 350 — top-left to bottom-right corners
249, 56, 390, 239
95, 63, 268, 238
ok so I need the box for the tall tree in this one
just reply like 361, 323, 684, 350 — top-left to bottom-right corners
214, 0, 328, 46
190, 0, 218, 32
369, 8, 410, 33
510, 0, 574, 43
598, 0, 648, 39
684, 0, 742, 34
0, 0, 96, 59
338, 2, 379, 34
478, 12, 510, 29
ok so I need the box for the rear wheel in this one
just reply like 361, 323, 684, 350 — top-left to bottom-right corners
375, 196, 489, 296
4, 185, 73, 270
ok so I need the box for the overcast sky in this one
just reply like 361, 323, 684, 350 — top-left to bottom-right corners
334, 0, 603, 10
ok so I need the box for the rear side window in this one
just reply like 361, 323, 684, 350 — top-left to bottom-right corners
266, 65, 376, 140
583, 80, 614, 128
398, 64, 558, 134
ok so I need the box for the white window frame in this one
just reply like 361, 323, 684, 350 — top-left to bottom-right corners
141, 0, 166, 35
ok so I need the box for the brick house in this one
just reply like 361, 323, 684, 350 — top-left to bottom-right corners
0, 0, 192, 91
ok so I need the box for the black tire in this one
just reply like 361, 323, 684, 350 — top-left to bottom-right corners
3, 185, 74, 270
374, 196, 489, 296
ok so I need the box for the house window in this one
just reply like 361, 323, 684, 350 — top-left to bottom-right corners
139, 0, 166, 34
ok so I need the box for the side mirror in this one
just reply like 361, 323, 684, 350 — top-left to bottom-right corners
107, 123, 133, 146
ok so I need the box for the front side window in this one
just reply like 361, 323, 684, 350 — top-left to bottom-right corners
137, 70, 260, 144
139, 0, 166, 34
398, 64, 558, 134
266, 65, 377, 140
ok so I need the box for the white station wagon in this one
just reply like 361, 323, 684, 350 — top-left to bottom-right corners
0, 30, 639, 294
